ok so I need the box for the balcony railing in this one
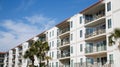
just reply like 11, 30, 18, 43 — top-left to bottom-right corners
85, 45, 106, 54
59, 64, 70, 67
48, 64, 70, 67
39, 37, 46, 42
18, 63, 22, 65
57, 38, 70, 47
74, 62, 114, 67
85, 29, 105, 38
61, 52, 70, 58
58, 50, 70, 59
18, 56, 22, 59
19, 50, 22, 53
85, 10, 105, 24
58, 28, 70, 35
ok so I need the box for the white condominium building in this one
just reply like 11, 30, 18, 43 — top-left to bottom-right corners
4, 0, 120, 67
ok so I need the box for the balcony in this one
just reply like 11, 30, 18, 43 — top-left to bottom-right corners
59, 64, 70, 67
85, 24, 106, 41
85, 29, 105, 40
18, 63, 22, 66
18, 56, 22, 59
12, 56, 15, 61
57, 38, 70, 49
85, 41, 107, 56
39, 37, 46, 42
82, 1, 105, 25
19, 50, 22, 53
58, 28, 70, 38
85, 10, 105, 24
58, 50, 70, 60
18, 46, 22, 53
74, 62, 113, 67
18, 60, 22, 65
56, 19, 70, 38
13, 52, 16, 55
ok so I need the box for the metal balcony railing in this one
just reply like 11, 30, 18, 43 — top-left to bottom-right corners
58, 28, 70, 35
74, 62, 114, 67
48, 64, 70, 67
39, 37, 46, 42
85, 29, 105, 38
61, 52, 70, 58
57, 38, 70, 47
85, 45, 106, 54
85, 10, 105, 24
58, 51, 70, 58
18, 56, 22, 59
18, 63, 22, 65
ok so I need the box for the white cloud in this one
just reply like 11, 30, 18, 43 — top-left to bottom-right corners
24, 14, 57, 30
25, 15, 47, 24
0, 15, 57, 51
15, 0, 35, 11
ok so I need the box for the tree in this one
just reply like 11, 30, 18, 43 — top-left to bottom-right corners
44, 56, 52, 67
109, 28, 120, 46
24, 43, 37, 67
34, 39, 49, 67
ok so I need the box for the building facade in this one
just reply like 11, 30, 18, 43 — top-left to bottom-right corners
4, 0, 120, 67
0, 52, 5, 67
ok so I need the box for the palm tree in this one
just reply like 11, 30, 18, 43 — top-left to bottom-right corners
109, 28, 120, 47
34, 39, 49, 67
24, 44, 37, 67
44, 56, 52, 67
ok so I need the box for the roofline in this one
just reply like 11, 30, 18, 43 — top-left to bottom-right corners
80, 0, 103, 14
36, 31, 46, 37
56, 18, 70, 27
0, 52, 6, 54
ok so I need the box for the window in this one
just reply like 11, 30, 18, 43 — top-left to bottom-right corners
80, 44, 83, 52
108, 19, 112, 28
52, 30, 54, 36
80, 58, 83, 65
80, 16, 82, 24
52, 41, 54, 47
109, 54, 114, 64
52, 51, 54, 57
49, 63, 51, 67
57, 29, 59, 35
80, 30, 82, 37
49, 52, 51, 57
71, 46, 73, 53
49, 42, 51, 48
70, 21, 73, 28
57, 51, 59, 58
52, 62, 54, 67
71, 34, 73, 41
56, 62, 58, 67
71, 60, 73, 67
107, 2, 111, 11
50, 32, 51, 37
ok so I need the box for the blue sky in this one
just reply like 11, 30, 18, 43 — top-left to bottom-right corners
0, 0, 98, 51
